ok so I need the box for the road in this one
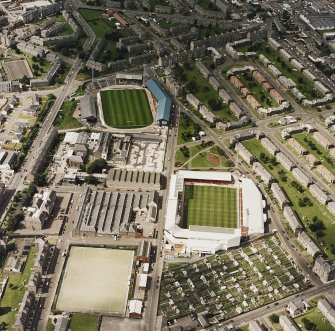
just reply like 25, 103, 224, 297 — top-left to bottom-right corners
146, 105, 179, 331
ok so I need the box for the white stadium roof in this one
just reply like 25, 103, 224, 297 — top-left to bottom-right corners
241, 178, 265, 234
178, 170, 232, 182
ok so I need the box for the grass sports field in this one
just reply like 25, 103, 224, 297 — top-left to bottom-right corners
100, 89, 153, 128
183, 185, 238, 229
56, 247, 134, 315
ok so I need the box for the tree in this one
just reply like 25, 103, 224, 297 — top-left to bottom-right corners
302, 318, 316, 330
86, 158, 107, 174
79, 51, 86, 60
85, 175, 98, 185
34, 173, 48, 187
269, 314, 279, 323
7, 213, 24, 232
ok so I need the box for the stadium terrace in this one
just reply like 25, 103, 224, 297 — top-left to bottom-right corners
165, 171, 267, 255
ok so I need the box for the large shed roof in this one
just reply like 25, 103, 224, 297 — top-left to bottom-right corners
145, 79, 171, 123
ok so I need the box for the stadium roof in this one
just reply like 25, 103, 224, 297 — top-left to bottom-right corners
241, 178, 265, 234
145, 79, 171, 123
178, 170, 232, 182
80, 95, 96, 120
116, 73, 143, 81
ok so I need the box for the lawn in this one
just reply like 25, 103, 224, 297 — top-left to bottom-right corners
295, 307, 335, 331
0, 246, 36, 327
175, 142, 214, 167
175, 64, 237, 122
46, 319, 55, 331
294, 133, 335, 176
183, 185, 238, 229
25, 55, 53, 79
79, 9, 113, 38
189, 152, 218, 168
69, 314, 100, 331
243, 139, 335, 260
100, 89, 153, 128
238, 71, 278, 108
53, 100, 82, 130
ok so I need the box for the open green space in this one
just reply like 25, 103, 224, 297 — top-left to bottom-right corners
175, 141, 214, 167
294, 133, 335, 176
69, 314, 100, 331
79, 9, 113, 38
238, 71, 278, 108
196, 25, 226, 39
196, 0, 218, 10
183, 185, 238, 229
295, 307, 335, 331
100, 89, 153, 128
243, 139, 335, 260
159, 235, 310, 321
242, 42, 323, 101
46, 319, 55, 331
158, 19, 177, 29
0, 246, 36, 327
175, 63, 237, 122
318, 28, 335, 36
53, 99, 82, 130
148, 0, 170, 10
25, 55, 52, 78
79, 9, 133, 62
177, 113, 201, 145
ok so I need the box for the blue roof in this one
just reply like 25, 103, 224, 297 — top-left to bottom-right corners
145, 79, 171, 123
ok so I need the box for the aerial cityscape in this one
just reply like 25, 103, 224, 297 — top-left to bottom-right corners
0, 0, 334, 330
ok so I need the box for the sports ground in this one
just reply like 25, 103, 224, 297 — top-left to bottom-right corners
183, 185, 238, 229
100, 88, 153, 128
4, 60, 33, 80
56, 247, 134, 315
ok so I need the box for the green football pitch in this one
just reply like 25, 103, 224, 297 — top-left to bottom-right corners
100, 89, 153, 128
183, 185, 238, 229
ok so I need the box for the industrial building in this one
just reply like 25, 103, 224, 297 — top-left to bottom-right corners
72, 188, 158, 238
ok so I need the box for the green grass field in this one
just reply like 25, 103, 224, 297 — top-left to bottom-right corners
183, 185, 238, 228
69, 314, 100, 331
100, 89, 153, 128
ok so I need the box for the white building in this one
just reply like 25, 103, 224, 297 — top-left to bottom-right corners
253, 162, 275, 185
297, 231, 321, 258
283, 206, 303, 234
279, 315, 300, 331
261, 137, 279, 156
235, 142, 256, 165
291, 168, 312, 187
271, 182, 289, 209
276, 152, 295, 171
309, 184, 330, 205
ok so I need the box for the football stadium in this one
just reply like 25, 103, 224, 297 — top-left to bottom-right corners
56, 247, 134, 316
97, 78, 171, 129
165, 171, 266, 254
